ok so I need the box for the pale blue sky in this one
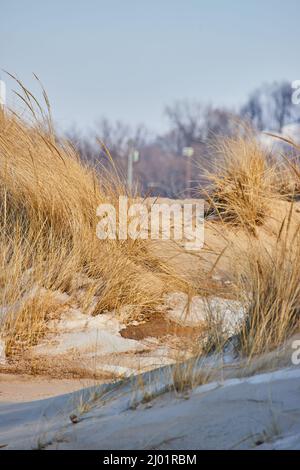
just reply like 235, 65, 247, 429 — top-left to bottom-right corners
1, 0, 299, 133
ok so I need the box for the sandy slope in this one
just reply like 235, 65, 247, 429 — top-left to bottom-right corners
0, 364, 300, 450
1, 198, 300, 447
0, 374, 98, 403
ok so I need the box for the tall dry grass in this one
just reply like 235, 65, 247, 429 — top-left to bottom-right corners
235, 133, 300, 357
237, 207, 300, 357
203, 131, 300, 358
205, 133, 278, 232
2, 79, 300, 376
0, 84, 180, 358
265, 132, 300, 198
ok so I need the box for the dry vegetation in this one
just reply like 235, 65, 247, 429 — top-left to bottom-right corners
236, 137, 300, 358
1, 79, 300, 386
204, 132, 300, 359
237, 211, 300, 357
0, 82, 182, 360
205, 133, 279, 232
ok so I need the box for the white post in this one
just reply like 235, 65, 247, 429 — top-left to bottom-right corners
127, 150, 133, 190
127, 148, 139, 190
0, 80, 6, 111
182, 146, 194, 198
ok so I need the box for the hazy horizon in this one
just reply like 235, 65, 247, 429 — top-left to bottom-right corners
1, 0, 300, 133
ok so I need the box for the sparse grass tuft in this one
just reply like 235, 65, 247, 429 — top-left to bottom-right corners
171, 358, 211, 396
205, 133, 278, 232
237, 207, 300, 357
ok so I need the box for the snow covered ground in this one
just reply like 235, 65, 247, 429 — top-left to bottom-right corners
1, 359, 300, 450
1, 286, 299, 450
0, 291, 245, 380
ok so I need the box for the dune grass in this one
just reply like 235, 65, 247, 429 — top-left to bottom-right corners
237, 208, 300, 357
201, 131, 300, 358
0, 86, 181, 358
205, 133, 278, 232
1, 78, 300, 379
234, 134, 300, 356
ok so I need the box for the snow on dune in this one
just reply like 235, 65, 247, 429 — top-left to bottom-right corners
1, 362, 300, 450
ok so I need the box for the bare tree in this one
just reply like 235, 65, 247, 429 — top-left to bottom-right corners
204, 106, 239, 139
164, 100, 239, 152
240, 90, 264, 130
241, 81, 300, 132
164, 100, 206, 152
95, 118, 149, 159
271, 82, 294, 132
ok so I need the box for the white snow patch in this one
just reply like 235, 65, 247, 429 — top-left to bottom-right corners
164, 292, 245, 335
33, 309, 146, 356
99, 365, 136, 378
0, 338, 6, 365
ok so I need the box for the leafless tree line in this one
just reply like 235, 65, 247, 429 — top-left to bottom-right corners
68, 81, 300, 197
